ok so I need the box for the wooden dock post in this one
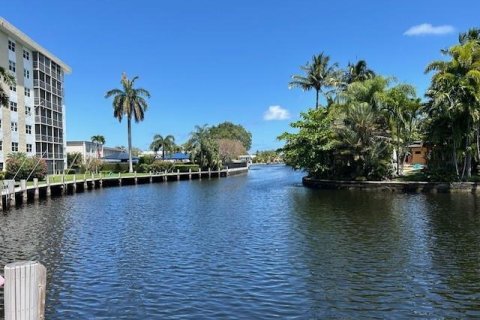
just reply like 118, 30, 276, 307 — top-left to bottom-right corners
8, 180, 16, 207
189, 168, 192, 180
163, 170, 167, 182
177, 169, 180, 181
0, 180, 4, 210
61, 175, 66, 194
72, 175, 77, 193
149, 172, 153, 183
99, 172, 103, 188
4, 261, 47, 320
198, 168, 201, 180
208, 167, 211, 179
119, 172, 122, 186
226, 166, 229, 177
217, 166, 221, 177
134, 171, 138, 184
33, 178, 39, 200
46, 175, 51, 197
20, 180, 27, 203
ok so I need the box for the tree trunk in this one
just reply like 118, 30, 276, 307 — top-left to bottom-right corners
477, 124, 480, 168
396, 124, 400, 176
127, 117, 133, 173
315, 90, 319, 109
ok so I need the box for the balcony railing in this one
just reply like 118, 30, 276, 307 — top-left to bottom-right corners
35, 134, 53, 142
35, 116, 53, 126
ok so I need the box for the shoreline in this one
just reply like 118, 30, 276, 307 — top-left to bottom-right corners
302, 176, 480, 193
1, 167, 249, 211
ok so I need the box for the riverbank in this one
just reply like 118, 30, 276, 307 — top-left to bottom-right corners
0, 167, 248, 210
302, 176, 480, 193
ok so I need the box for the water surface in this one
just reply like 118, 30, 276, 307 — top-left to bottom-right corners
1, 165, 480, 318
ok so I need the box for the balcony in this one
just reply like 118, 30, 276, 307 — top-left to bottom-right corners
35, 115, 53, 126
35, 134, 53, 142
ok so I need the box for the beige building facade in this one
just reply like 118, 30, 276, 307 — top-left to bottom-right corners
0, 17, 71, 173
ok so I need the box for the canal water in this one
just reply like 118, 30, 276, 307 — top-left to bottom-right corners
1, 164, 480, 318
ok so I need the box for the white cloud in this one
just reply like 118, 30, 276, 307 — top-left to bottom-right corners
264, 105, 290, 121
404, 23, 455, 36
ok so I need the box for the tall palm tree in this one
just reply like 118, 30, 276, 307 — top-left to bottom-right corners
289, 53, 339, 109
150, 134, 176, 160
0, 66, 15, 107
105, 73, 150, 173
344, 60, 376, 84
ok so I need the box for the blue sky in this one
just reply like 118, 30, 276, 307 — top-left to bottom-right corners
3, 1, 480, 151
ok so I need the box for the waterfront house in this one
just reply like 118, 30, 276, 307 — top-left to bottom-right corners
67, 141, 126, 164
406, 141, 429, 165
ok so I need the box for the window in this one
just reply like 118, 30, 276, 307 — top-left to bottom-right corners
24, 88, 30, 97
9, 101, 17, 112
11, 122, 17, 132
0, 141, 2, 151
10, 85, 16, 92
23, 50, 29, 60
8, 40, 15, 52
415, 151, 422, 155
25, 106, 31, 116
26, 125, 32, 134
26, 144, 32, 153
24, 69, 30, 79
11, 142, 18, 152
9, 60, 15, 72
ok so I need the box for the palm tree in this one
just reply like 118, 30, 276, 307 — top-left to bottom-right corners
185, 124, 220, 168
375, 84, 419, 175
343, 60, 376, 84
105, 73, 150, 173
0, 66, 15, 107
289, 53, 339, 109
91, 135, 106, 158
150, 134, 176, 160
425, 37, 480, 180
459, 28, 480, 44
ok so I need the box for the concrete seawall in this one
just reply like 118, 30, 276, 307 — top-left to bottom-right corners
302, 176, 480, 193
0, 167, 249, 210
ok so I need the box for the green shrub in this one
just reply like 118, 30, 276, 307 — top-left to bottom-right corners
101, 163, 130, 173
0, 172, 5, 180
149, 161, 175, 173
174, 164, 200, 172
136, 163, 150, 173
139, 155, 156, 165
5, 153, 47, 181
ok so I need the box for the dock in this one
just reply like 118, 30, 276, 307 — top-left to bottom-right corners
0, 166, 248, 210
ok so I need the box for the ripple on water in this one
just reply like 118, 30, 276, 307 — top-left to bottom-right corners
1, 166, 480, 318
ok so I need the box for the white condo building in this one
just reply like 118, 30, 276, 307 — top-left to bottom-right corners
0, 17, 71, 173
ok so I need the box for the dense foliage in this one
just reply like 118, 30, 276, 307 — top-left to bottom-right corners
253, 150, 282, 163
184, 123, 250, 169
280, 28, 480, 182
281, 64, 420, 180
209, 122, 252, 150
5, 153, 48, 181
